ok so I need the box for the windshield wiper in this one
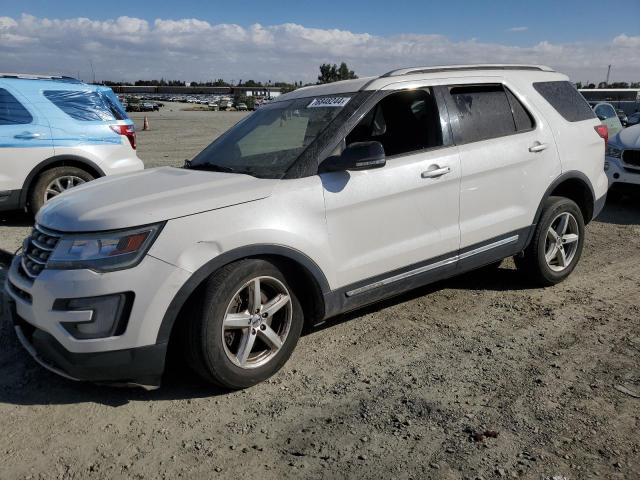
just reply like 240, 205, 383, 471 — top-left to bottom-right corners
185, 161, 240, 174
184, 160, 257, 176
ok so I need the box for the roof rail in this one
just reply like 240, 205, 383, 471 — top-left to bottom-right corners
0, 73, 82, 83
381, 64, 555, 77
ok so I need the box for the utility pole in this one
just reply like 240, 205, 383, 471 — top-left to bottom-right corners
605, 65, 611, 86
89, 59, 96, 84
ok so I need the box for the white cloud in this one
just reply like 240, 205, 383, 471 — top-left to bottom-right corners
0, 14, 638, 83
508, 26, 529, 32
613, 34, 640, 48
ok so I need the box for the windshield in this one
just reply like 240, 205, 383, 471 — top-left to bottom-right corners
189, 95, 352, 178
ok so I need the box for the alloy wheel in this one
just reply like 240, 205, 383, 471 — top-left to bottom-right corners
544, 212, 580, 272
44, 175, 86, 202
221, 276, 292, 369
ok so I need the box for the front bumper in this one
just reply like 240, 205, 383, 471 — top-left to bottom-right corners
4, 294, 165, 388
606, 157, 640, 186
4, 251, 192, 387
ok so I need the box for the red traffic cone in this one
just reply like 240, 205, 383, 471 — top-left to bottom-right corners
143, 116, 150, 131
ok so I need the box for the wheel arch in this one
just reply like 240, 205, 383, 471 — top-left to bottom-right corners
532, 171, 595, 230
156, 245, 331, 345
19, 155, 105, 208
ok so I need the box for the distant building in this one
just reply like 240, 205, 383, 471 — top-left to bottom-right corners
109, 85, 282, 98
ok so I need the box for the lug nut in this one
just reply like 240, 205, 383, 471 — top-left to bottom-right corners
260, 324, 266, 331
251, 328, 257, 335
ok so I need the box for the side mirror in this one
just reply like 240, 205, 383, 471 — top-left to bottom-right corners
320, 141, 386, 173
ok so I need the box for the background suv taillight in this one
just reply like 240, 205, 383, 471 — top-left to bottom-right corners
110, 124, 137, 150
594, 125, 608, 144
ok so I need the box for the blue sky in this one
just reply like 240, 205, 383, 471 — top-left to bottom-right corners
2, 0, 637, 45
1, 1, 639, 82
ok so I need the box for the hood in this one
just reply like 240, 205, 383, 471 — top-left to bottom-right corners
610, 124, 640, 149
37, 167, 278, 232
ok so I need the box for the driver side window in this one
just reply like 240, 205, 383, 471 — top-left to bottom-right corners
345, 88, 445, 157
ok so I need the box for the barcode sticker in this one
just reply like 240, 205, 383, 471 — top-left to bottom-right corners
307, 97, 350, 108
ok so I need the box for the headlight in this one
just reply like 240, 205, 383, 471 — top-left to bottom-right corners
47, 223, 163, 272
605, 145, 622, 159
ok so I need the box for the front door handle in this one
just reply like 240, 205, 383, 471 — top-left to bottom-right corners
421, 165, 451, 179
14, 132, 42, 140
529, 142, 548, 153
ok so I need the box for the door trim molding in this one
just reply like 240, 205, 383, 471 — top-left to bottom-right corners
345, 234, 519, 297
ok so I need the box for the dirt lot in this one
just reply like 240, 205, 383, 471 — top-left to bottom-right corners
0, 105, 638, 479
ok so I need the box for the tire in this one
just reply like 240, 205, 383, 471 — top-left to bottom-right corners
515, 196, 585, 286
184, 259, 304, 389
29, 166, 95, 213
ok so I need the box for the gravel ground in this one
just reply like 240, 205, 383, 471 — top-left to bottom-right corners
0, 106, 638, 479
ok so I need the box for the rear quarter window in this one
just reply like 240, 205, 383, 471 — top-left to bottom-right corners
43, 90, 126, 122
0, 88, 33, 125
533, 81, 596, 122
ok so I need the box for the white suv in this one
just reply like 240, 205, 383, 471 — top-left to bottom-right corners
0, 74, 143, 213
4, 65, 608, 390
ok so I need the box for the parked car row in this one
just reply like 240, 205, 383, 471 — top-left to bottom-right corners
3, 65, 617, 391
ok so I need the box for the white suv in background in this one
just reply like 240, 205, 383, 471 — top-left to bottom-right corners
605, 124, 640, 187
5, 65, 608, 390
0, 73, 143, 213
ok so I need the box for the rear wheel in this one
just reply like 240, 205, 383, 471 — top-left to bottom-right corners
184, 259, 303, 389
29, 166, 94, 213
515, 196, 584, 286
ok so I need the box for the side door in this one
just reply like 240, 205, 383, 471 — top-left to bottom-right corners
321, 86, 461, 293
441, 82, 560, 255
0, 84, 54, 192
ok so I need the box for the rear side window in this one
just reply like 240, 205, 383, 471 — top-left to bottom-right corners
447, 85, 518, 143
0, 88, 33, 125
533, 81, 596, 122
43, 90, 126, 121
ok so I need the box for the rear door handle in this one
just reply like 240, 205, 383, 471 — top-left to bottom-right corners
529, 142, 548, 153
14, 132, 42, 140
421, 165, 451, 178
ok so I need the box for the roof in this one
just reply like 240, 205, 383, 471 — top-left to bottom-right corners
0, 72, 82, 83
381, 64, 554, 77
277, 64, 560, 101
278, 77, 376, 101
0, 75, 102, 94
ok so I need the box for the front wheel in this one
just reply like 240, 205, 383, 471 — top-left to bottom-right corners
515, 196, 585, 286
184, 259, 304, 389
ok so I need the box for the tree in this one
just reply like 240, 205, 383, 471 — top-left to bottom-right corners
317, 62, 358, 84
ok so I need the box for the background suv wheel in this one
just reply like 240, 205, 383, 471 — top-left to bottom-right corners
515, 196, 585, 286
29, 166, 95, 213
184, 259, 304, 389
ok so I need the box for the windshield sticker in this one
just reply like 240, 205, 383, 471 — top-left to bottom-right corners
307, 97, 350, 108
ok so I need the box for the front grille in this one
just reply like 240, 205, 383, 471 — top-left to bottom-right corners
623, 149, 640, 168
19, 224, 61, 280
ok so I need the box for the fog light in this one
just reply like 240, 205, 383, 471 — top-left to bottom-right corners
56, 293, 132, 339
